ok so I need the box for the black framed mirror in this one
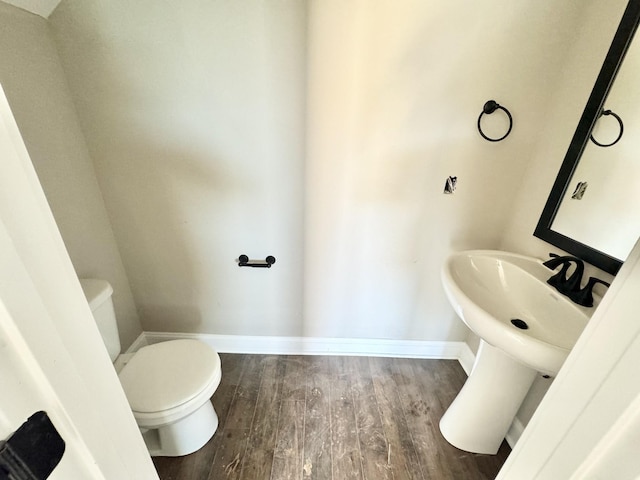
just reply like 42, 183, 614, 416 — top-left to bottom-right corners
534, 0, 640, 276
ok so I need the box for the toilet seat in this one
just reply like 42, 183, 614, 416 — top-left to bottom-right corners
119, 339, 221, 428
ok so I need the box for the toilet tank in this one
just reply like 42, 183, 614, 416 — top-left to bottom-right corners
79, 279, 121, 362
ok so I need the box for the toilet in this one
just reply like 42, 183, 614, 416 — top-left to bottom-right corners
80, 279, 222, 457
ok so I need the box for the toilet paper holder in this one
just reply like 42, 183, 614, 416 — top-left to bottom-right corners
238, 255, 276, 268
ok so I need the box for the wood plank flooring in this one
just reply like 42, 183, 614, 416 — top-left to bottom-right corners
153, 354, 510, 480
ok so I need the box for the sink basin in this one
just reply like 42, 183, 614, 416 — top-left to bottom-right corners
439, 250, 592, 454
442, 250, 590, 375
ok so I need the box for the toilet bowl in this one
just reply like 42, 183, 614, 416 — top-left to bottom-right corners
80, 279, 222, 457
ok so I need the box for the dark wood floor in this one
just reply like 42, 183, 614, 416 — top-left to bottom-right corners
153, 354, 510, 480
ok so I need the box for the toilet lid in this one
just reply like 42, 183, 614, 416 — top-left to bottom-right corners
119, 339, 220, 413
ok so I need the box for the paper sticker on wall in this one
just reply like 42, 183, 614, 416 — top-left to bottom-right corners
571, 181, 588, 200
444, 176, 457, 194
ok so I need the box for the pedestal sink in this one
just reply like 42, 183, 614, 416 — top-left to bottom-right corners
439, 250, 592, 454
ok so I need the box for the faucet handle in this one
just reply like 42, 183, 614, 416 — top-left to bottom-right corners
543, 255, 585, 294
570, 277, 611, 308
543, 252, 560, 264
543, 253, 561, 269
546, 262, 571, 290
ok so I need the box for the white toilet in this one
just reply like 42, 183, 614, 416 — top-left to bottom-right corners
80, 279, 222, 457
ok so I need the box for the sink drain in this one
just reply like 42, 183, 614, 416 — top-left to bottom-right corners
511, 318, 529, 330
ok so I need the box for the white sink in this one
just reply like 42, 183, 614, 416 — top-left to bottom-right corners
442, 250, 590, 376
439, 250, 592, 454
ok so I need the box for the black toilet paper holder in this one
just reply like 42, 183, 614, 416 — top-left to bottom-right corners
238, 255, 276, 268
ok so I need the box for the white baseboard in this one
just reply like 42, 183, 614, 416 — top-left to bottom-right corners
506, 416, 525, 450
456, 342, 475, 376
127, 333, 150, 353
127, 331, 524, 448
131, 331, 471, 361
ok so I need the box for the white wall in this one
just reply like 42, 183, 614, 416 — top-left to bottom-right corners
48, 0, 615, 343
303, 0, 604, 341
0, 1, 141, 348
49, 0, 307, 336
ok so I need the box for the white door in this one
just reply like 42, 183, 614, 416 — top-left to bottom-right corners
0, 85, 158, 479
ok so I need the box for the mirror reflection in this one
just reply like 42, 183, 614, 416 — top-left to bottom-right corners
535, 2, 640, 274
552, 33, 640, 262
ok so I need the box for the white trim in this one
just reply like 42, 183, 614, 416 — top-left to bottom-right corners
457, 342, 475, 375
0, 0, 62, 18
128, 331, 470, 361
0, 85, 158, 478
126, 332, 149, 353
505, 416, 525, 450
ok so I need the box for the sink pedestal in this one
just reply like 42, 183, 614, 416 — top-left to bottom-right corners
440, 340, 537, 454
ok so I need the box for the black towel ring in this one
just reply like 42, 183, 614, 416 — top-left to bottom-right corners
590, 109, 624, 147
477, 100, 513, 142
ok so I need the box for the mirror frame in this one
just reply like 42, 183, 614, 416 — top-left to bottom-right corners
534, 0, 640, 276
